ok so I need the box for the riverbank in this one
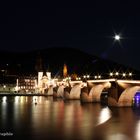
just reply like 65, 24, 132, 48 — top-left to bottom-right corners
0, 93, 49, 96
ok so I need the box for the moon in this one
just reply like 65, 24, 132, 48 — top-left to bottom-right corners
115, 35, 120, 40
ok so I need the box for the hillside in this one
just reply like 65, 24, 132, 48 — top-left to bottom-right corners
0, 47, 139, 79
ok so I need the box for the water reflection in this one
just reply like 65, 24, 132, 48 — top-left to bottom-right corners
93, 107, 138, 140
97, 107, 111, 125
2, 96, 7, 103
0, 96, 140, 139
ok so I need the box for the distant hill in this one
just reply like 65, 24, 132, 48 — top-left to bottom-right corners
0, 47, 139, 79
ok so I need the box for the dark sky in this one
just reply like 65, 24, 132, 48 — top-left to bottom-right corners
1, 2, 140, 70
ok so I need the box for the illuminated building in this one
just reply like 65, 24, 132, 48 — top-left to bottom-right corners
37, 71, 52, 94
17, 76, 37, 93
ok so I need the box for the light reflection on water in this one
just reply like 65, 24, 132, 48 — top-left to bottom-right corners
0, 96, 140, 140
97, 107, 111, 125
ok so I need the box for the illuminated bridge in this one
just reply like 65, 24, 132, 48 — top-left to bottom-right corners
46, 79, 140, 107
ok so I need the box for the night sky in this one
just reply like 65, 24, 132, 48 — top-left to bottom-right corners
1, 2, 140, 70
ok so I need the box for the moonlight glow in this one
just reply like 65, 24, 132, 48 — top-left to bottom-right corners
115, 35, 120, 40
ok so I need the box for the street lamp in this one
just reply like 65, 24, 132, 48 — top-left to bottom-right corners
115, 72, 119, 76
83, 75, 86, 78
110, 72, 113, 77
98, 75, 101, 79
129, 73, 132, 76
122, 73, 126, 77
94, 76, 97, 79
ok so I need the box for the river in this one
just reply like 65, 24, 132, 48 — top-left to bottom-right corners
0, 96, 140, 140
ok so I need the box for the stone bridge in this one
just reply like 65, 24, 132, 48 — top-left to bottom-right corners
46, 79, 140, 107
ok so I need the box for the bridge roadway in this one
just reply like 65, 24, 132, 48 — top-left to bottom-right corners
46, 79, 140, 107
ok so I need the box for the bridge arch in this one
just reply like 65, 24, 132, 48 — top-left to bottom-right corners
81, 81, 111, 102
108, 80, 140, 107
64, 83, 82, 100
118, 86, 140, 106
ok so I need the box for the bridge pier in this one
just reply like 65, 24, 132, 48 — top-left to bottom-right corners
63, 81, 83, 100
53, 85, 65, 98
53, 86, 58, 98
64, 86, 71, 99
108, 81, 123, 106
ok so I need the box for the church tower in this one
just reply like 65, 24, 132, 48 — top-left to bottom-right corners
63, 63, 68, 78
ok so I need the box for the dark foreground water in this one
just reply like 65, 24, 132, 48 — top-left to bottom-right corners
0, 96, 140, 140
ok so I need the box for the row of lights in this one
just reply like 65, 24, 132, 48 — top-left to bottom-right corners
94, 75, 101, 79
63, 77, 71, 82
109, 72, 132, 77
65, 72, 133, 81
83, 75, 90, 79
83, 75, 102, 79
76, 77, 81, 80
77, 72, 132, 80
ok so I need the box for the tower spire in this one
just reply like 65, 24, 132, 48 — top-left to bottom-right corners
63, 63, 68, 78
